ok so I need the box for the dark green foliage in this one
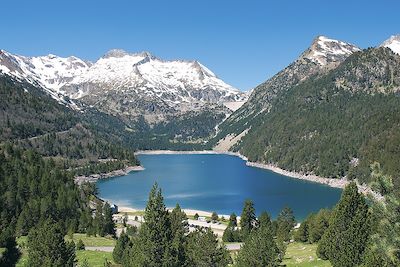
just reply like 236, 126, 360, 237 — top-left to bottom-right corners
124, 183, 172, 266
0, 75, 140, 176
217, 48, 400, 193
236, 211, 280, 267
222, 213, 240, 243
113, 231, 129, 264
169, 204, 189, 266
222, 213, 239, 242
151, 110, 226, 142
294, 209, 331, 244
123, 213, 128, 227
228, 213, 237, 227
121, 184, 230, 266
240, 200, 257, 239
307, 209, 331, 243
0, 147, 85, 237
27, 219, 76, 267
361, 166, 400, 266
76, 239, 85, 250
0, 228, 20, 267
81, 259, 90, 267
194, 213, 199, 220
186, 228, 230, 267
0, 76, 77, 141
211, 211, 218, 222
317, 182, 371, 267
258, 211, 272, 229
294, 217, 310, 243
276, 206, 295, 243
103, 202, 116, 237
91, 201, 115, 237
126, 225, 138, 237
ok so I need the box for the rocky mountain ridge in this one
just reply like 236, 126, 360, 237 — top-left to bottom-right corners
0, 49, 247, 125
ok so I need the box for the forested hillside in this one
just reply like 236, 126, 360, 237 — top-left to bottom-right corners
0, 75, 140, 174
217, 47, 400, 193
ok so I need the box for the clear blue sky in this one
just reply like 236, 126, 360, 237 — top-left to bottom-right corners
1, 0, 399, 91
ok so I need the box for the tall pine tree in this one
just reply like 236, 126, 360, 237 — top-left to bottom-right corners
134, 183, 172, 266
237, 211, 280, 267
240, 200, 257, 240
317, 182, 371, 267
27, 219, 76, 267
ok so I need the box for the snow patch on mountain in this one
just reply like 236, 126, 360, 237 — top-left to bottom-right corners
0, 49, 246, 112
380, 34, 400, 55
60, 50, 246, 107
302, 36, 360, 65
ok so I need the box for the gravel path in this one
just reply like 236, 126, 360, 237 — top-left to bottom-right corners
85, 246, 114, 252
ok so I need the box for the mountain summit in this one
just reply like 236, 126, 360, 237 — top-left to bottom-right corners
301, 35, 360, 66
0, 49, 246, 110
380, 34, 400, 54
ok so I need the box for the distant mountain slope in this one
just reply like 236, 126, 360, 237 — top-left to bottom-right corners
0, 49, 247, 142
226, 47, 400, 191
210, 36, 360, 149
0, 75, 139, 173
0, 49, 247, 114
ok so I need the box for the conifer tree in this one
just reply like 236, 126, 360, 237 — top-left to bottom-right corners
229, 213, 237, 227
308, 209, 330, 243
317, 182, 371, 267
237, 211, 280, 267
294, 214, 312, 243
186, 228, 229, 267
169, 204, 189, 266
94, 201, 105, 236
240, 200, 257, 239
27, 219, 75, 267
360, 165, 400, 266
113, 231, 129, 264
103, 202, 116, 236
276, 206, 295, 242
136, 183, 172, 266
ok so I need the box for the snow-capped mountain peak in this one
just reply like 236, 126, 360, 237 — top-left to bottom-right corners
301, 35, 360, 65
380, 34, 400, 55
0, 49, 247, 117
0, 50, 91, 91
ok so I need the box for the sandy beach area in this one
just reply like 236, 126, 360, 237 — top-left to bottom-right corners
118, 206, 230, 219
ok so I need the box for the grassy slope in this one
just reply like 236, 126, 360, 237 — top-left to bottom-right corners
65, 233, 116, 247
283, 242, 331, 267
76, 250, 117, 266
16, 234, 117, 266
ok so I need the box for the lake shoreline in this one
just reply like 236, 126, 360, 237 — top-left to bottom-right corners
74, 165, 145, 185
135, 150, 383, 200
118, 206, 231, 219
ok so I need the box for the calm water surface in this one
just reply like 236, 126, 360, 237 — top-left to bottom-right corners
97, 154, 342, 220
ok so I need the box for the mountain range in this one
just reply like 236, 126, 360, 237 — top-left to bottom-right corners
1, 34, 400, 191
0, 49, 246, 115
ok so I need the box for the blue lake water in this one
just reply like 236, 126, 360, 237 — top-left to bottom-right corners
97, 154, 342, 220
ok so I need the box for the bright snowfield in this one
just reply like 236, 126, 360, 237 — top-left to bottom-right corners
380, 34, 400, 55
302, 35, 360, 65
0, 49, 247, 110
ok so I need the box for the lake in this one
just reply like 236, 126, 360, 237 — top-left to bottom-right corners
97, 153, 342, 220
